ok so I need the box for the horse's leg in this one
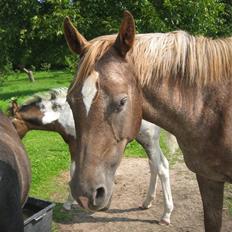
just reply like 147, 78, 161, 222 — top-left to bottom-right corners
142, 158, 158, 209
63, 190, 75, 210
165, 132, 178, 155
196, 174, 224, 232
63, 161, 76, 210
0, 161, 24, 232
135, 120, 173, 224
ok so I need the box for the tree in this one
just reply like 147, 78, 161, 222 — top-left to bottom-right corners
0, 0, 231, 72
152, 0, 226, 36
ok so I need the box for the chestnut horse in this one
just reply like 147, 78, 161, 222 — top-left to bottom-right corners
0, 111, 31, 232
9, 88, 178, 222
64, 11, 232, 232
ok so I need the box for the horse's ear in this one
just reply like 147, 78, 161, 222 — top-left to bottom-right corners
64, 17, 89, 55
114, 11, 135, 57
10, 99, 19, 116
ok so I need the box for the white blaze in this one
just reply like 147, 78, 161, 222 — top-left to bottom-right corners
81, 71, 99, 116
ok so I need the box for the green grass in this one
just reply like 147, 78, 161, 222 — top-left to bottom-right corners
0, 70, 73, 112
22, 131, 70, 198
225, 184, 232, 215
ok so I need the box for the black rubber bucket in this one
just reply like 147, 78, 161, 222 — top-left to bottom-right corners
23, 197, 55, 232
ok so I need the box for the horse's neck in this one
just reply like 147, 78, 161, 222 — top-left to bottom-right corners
128, 36, 206, 137
29, 100, 76, 142
141, 75, 232, 144
56, 102, 76, 140
141, 81, 202, 136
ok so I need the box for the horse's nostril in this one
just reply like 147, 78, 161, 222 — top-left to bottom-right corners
92, 186, 107, 208
96, 186, 105, 200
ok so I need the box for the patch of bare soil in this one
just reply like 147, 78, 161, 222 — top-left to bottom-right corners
55, 158, 232, 232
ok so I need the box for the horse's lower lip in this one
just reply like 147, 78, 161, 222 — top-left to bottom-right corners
79, 198, 109, 211
78, 196, 104, 211
78, 196, 89, 209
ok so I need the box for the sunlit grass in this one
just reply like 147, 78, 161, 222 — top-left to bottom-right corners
22, 131, 70, 198
0, 70, 73, 112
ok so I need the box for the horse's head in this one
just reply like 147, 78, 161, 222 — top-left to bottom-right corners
9, 99, 37, 138
9, 89, 69, 138
65, 11, 142, 210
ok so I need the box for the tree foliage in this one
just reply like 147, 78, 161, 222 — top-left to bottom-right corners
0, 0, 231, 72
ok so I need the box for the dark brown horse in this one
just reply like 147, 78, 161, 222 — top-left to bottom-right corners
64, 11, 232, 231
0, 111, 31, 232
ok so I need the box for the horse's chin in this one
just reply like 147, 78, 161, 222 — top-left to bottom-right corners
100, 195, 112, 211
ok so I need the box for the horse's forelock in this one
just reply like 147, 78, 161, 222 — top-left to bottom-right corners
68, 36, 115, 95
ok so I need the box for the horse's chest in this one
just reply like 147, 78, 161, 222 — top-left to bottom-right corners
178, 138, 232, 183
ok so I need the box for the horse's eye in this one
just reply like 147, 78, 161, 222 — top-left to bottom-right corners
119, 97, 127, 106
40, 104, 45, 110
113, 97, 127, 113
52, 103, 61, 111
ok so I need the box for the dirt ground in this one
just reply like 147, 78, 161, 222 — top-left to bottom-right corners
55, 158, 232, 232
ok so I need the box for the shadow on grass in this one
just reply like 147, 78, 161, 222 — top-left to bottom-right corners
0, 71, 72, 101
53, 202, 158, 225
0, 89, 52, 101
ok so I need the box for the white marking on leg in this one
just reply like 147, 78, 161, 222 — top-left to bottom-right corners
147, 142, 173, 224
63, 161, 77, 210
70, 161, 76, 178
142, 159, 158, 209
63, 191, 75, 210
81, 71, 99, 116
156, 146, 173, 224
136, 120, 173, 224
136, 120, 160, 209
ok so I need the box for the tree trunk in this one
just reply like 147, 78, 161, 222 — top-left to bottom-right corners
22, 68, 35, 82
